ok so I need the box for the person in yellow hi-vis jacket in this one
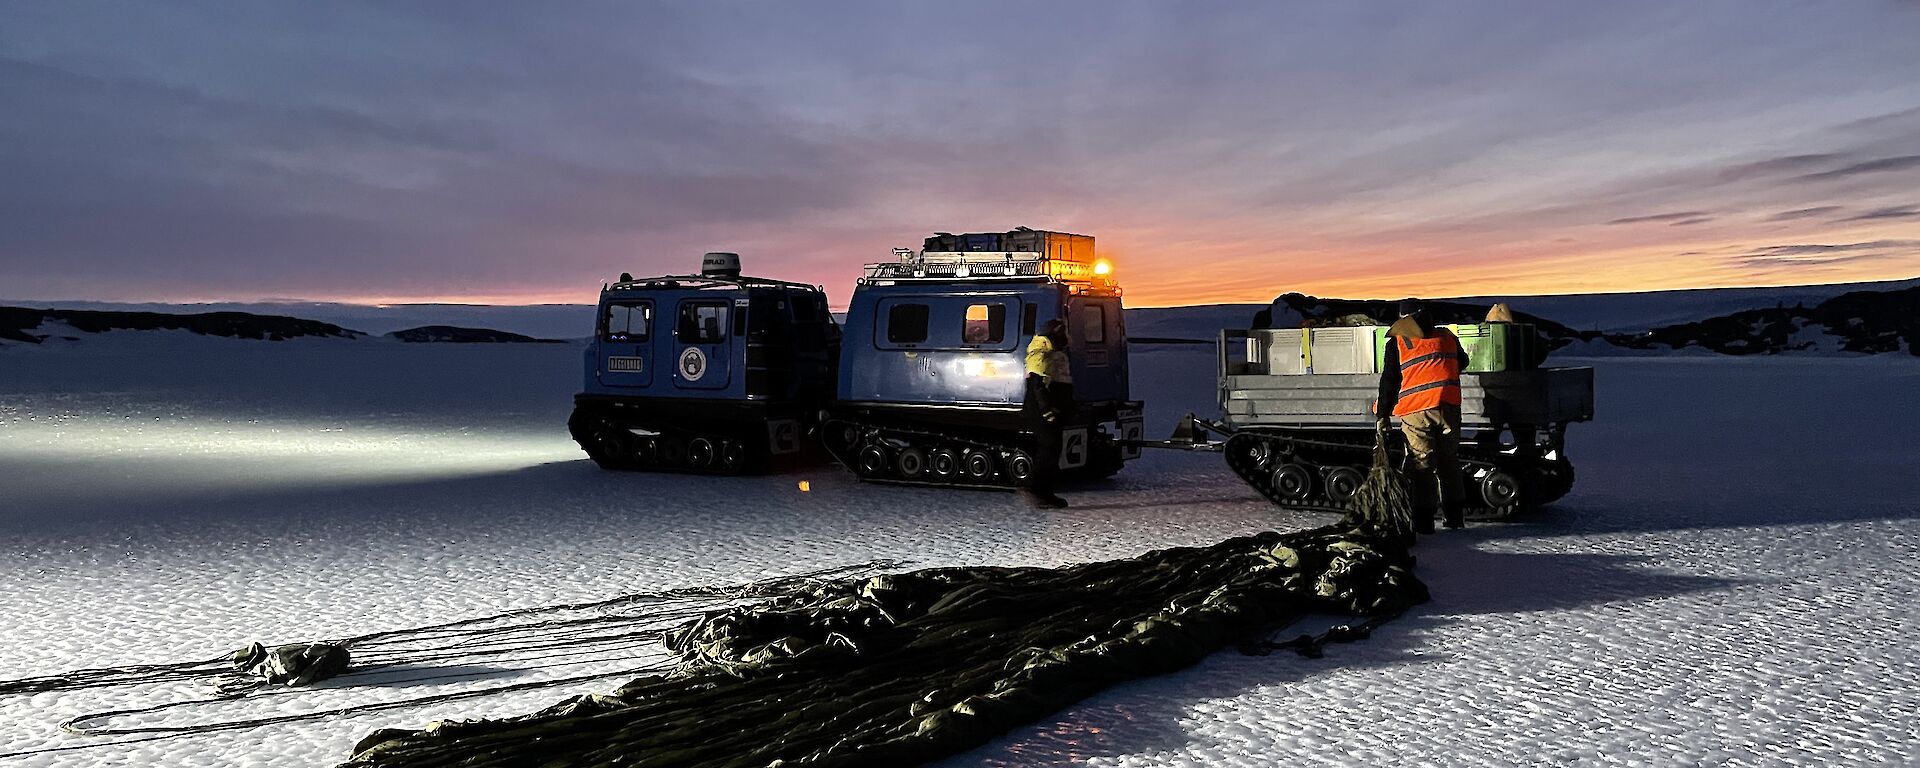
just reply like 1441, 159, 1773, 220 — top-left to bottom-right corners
1020, 318, 1072, 508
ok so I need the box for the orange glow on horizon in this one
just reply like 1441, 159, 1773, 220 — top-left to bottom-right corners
95, 222, 1920, 311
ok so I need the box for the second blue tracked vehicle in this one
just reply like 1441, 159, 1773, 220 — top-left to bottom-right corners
823, 230, 1146, 487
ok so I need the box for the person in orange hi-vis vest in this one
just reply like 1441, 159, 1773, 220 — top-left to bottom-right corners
1376, 299, 1471, 532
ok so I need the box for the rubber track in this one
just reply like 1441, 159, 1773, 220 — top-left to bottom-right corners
569, 407, 762, 476
821, 418, 1029, 489
1222, 429, 1574, 520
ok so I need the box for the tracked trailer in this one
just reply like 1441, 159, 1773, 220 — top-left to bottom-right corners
822, 230, 1146, 489
1171, 324, 1594, 518
569, 253, 839, 474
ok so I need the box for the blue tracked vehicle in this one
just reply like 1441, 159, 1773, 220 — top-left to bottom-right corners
569, 253, 840, 474
821, 230, 1146, 488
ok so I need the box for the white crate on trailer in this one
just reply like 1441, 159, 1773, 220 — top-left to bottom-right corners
1248, 329, 1307, 375
1305, 326, 1382, 374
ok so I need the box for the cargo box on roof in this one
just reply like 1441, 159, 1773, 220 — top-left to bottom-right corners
922, 233, 965, 252
962, 233, 1004, 251
1001, 228, 1094, 263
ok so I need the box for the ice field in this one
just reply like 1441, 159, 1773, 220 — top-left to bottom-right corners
0, 337, 1916, 766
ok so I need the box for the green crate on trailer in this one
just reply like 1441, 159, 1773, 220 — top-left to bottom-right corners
1375, 323, 1536, 372
1448, 322, 1534, 372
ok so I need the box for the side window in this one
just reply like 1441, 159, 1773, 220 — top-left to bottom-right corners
602, 302, 651, 342
790, 293, 821, 323
1080, 304, 1107, 343
962, 303, 1007, 345
677, 302, 728, 344
748, 295, 786, 342
1022, 303, 1038, 336
886, 303, 930, 344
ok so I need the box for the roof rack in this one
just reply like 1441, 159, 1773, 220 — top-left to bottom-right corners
861, 249, 1108, 286
602, 274, 824, 293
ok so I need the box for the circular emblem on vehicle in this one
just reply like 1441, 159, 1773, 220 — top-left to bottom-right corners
678, 347, 708, 381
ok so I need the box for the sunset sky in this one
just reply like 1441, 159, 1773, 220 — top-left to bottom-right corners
3, 2, 1919, 307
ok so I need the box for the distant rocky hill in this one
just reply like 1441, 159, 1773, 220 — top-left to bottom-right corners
387, 326, 566, 344
0, 306, 363, 344
1605, 286, 1919, 356
16, 300, 594, 338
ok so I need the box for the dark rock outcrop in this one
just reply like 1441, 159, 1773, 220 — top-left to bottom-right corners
1604, 286, 1919, 356
0, 307, 364, 344
386, 326, 566, 344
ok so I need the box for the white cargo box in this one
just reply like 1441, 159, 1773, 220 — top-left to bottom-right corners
1244, 326, 1384, 375
1305, 326, 1381, 374
1248, 329, 1307, 375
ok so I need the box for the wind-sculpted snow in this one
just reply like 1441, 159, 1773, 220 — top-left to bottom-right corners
0, 340, 1915, 766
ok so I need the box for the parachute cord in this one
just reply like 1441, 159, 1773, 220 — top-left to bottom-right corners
1237, 610, 1405, 659
0, 662, 671, 760
60, 657, 674, 737
0, 560, 908, 758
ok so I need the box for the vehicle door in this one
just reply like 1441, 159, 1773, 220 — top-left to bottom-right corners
672, 298, 733, 391
1066, 295, 1127, 402
598, 300, 654, 388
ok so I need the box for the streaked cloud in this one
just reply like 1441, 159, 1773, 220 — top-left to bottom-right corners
1607, 211, 1713, 225
1794, 155, 1920, 182
1734, 240, 1920, 270
1766, 206, 1844, 221
1837, 205, 1920, 222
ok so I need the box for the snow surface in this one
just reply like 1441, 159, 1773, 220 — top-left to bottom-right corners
1, 338, 1917, 766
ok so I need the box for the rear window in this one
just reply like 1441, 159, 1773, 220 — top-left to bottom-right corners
963, 303, 1006, 345
1080, 304, 1106, 343
887, 303, 930, 344
791, 292, 826, 323
677, 302, 729, 344
603, 302, 651, 342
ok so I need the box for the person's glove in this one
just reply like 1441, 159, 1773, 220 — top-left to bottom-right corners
1375, 416, 1390, 431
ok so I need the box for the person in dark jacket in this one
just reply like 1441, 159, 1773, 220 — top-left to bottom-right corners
1377, 299, 1470, 531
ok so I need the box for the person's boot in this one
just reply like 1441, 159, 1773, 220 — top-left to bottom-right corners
1411, 474, 1437, 534
1442, 501, 1465, 529
1018, 488, 1069, 509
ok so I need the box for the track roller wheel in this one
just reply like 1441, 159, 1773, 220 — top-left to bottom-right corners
929, 448, 958, 479
896, 447, 927, 479
657, 437, 686, 467
1479, 468, 1522, 514
720, 441, 746, 472
636, 437, 659, 464
587, 424, 634, 470
964, 451, 992, 479
687, 437, 716, 469
1007, 450, 1035, 483
1271, 463, 1313, 502
857, 444, 889, 477
1324, 466, 1363, 504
